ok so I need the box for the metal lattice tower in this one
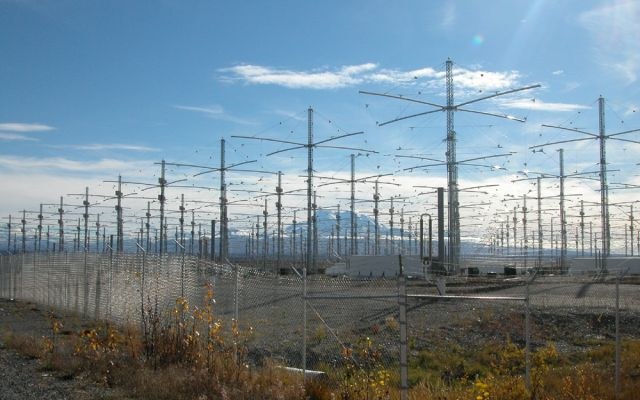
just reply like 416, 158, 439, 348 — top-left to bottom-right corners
350, 154, 357, 255
263, 198, 268, 268
580, 200, 585, 257
36, 204, 43, 252
512, 207, 517, 254
559, 149, 567, 273
537, 176, 543, 269
145, 201, 151, 252
233, 107, 371, 271
535, 96, 640, 271
445, 59, 459, 272
522, 195, 528, 270
115, 176, 124, 252
210, 219, 216, 261
313, 190, 318, 269
597, 97, 610, 264
306, 108, 313, 274
292, 210, 297, 261
95, 214, 100, 252
389, 198, 395, 253
630, 205, 635, 256
336, 205, 341, 256
276, 171, 283, 269
373, 181, 380, 255
83, 187, 90, 251
20, 210, 26, 253
158, 160, 167, 254
57, 197, 64, 252
362, 59, 539, 273
219, 139, 229, 260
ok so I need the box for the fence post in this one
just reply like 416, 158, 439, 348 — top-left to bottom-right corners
65, 251, 69, 310
303, 258, 307, 381
107, 243, 113, 320
94, 251, 102, 320
615, 272, 620, 400
83, 246, 89, 317
174, 240, 186, 298
11, 253, 16, 301
398, 254, 408, 400
525, 274, 532, 392
32, 252, 36, 302
47, 251, 51, 307
233, 258, 240, 365
138, 243, 147, 334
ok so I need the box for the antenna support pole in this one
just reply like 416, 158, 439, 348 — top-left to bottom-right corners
598, 96, 610, 272
445, 58, 460, 274
159, 160, 167, 255
350, 154, 357, 255
559, 149, 567, 273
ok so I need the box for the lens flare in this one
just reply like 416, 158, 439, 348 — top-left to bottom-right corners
472, 34, 484, 46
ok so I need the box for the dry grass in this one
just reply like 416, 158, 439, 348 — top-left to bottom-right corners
4, 294, 640, 399
2, 290, 309, 400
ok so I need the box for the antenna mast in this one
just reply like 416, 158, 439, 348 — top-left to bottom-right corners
116, 176, 123, 252
276, 171, 283, 270
598, 97, 610, 267
362, 59, 539, 273
306, 108, 313, 274
58, 197, 64, 252
445, 59, 459, 272
220, 139, 228, 260
350, 154, 357, 255
559, 149, 567, 273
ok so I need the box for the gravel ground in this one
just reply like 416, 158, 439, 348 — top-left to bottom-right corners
0, 298, 128, 400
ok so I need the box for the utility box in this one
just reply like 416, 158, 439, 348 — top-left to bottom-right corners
504, 265, 517, 276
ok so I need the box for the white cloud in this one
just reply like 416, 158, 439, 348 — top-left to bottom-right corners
0, 172, 108, 217
174, 104, 255, 125
579, 2, 640, 84
440, 2, 456, 30
221, 62, 526, 95
452, 68, 521, 92
367, 67, 441, 84
499, 98, 590, 112
174, 104, 224, 115
340, 63, 378, 75
552, 70, 564, 76
0, 155, 151, 172
61, 143, 160, 152
0, 122, 55, 132
221, 63, 377, 89
0, 132, 39, 141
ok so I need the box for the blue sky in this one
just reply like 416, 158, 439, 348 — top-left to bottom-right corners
1, 0, 639, 250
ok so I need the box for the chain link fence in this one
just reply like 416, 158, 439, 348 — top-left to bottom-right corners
0, 252, 637, 398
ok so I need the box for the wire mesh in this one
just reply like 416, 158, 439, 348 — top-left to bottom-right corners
0, 252, 637, 398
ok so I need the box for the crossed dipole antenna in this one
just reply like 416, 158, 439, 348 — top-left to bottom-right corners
531, 96, 640, 272
315, 153, 392, 256
230, 173, 311, 269
165, 138, 278, 260
512, 149, 602, 272
232, 107, 375, 273
105, 169, 185, 253
361, 58, 540, 273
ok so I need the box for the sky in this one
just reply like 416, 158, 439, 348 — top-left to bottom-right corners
1, 0, 640, 252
